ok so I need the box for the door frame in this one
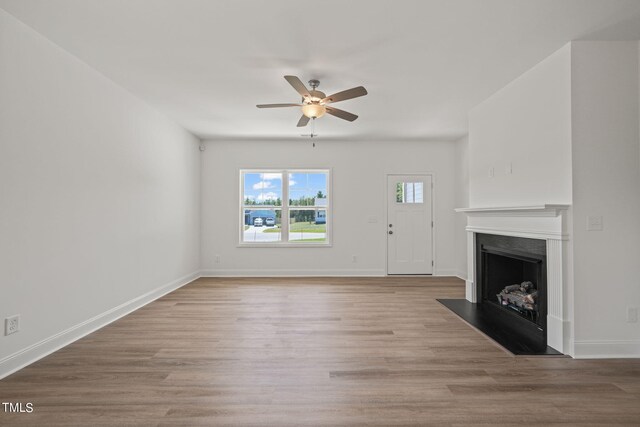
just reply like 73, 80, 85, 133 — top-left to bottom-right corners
385, 173, 436, 275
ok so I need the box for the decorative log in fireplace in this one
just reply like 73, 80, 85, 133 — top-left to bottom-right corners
496, 281, 538, 321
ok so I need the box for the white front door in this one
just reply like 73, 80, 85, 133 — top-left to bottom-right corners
387, 175, 433, 274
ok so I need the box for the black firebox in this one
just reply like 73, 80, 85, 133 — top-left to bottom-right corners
476, 233, 547, 349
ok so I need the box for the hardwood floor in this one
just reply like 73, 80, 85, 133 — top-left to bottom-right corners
1, 276, 639, 426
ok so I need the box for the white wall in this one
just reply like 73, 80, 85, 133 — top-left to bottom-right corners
468, 44, 572, 207
570, 41, 640, 357
454, 135, 469, 279
201, 139, 458, 276
0, 9, 201, 377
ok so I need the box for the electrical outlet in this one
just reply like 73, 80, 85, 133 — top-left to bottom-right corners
627, 307, 638, 323
215, 255, 221, 264
489, 167, 495, 178
5, 315, 20, 336
352, 255, 357, 263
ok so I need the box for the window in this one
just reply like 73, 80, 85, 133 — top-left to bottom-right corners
396, 182, 423, 204
241, 169, 330, 245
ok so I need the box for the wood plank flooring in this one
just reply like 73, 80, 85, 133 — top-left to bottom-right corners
1, 276, 639, 426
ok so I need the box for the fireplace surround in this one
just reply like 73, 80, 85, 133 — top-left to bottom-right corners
455, 205, 571, 354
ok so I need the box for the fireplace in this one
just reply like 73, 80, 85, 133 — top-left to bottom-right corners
476, 233, 547, 349
452, 204, 570, 354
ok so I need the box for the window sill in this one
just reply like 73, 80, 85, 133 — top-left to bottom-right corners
237, 243, 332, 248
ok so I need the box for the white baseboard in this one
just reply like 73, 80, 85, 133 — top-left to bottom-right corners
0, 271, 200, 380
202, 269, 468, 278
454, 270, 468, 281
573, 339, 640, 358
200, 269, 386, 277
433, 269, 458, 277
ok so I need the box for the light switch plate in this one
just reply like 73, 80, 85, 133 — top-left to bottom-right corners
587, 216, 603, 231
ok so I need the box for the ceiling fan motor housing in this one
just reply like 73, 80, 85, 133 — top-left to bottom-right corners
306, 80, 325, 102
301, 79, 326, 118
307, 90, 326, 103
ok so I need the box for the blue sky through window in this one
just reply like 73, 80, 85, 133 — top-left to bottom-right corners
243, 173, 282, 205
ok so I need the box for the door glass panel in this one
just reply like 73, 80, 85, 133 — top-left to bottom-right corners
396, 182, 424, 203
414, 182, 424, 203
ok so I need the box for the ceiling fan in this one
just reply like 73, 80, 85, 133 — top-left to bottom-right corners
257, 76, 368, 127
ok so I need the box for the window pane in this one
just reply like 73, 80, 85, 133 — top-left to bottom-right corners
289, 172, 328, 206
414, 182, 424, 203
406, 182, 414, 202
243, 209, 281, 242
243, 172, 282, 206
289, 209, 327, 243
396, 182, 424, 204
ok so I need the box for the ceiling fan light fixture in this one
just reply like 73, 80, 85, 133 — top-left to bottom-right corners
301, 103, 326, 119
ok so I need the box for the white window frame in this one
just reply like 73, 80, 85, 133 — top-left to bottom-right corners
239, 168, 332, 247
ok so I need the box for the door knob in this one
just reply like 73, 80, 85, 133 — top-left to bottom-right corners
388, 224, 393, 227
388, 230, 393, 235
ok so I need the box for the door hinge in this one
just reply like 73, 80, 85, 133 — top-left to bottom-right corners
431, 221, 434, 228
432, 260, 434, 266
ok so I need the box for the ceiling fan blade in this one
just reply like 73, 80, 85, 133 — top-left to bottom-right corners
325, 106, 358, 122
321, 86, 367, 104
284, 75, 311, 98
297, 115, 310, 127
256, 103, 302, 108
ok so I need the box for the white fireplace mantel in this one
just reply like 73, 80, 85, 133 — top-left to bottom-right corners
456, 204, 572, 354
455, 204, 571, 241
455, 204, 570, 216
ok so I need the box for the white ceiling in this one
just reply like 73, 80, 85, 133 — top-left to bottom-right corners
2, 0, 640, 141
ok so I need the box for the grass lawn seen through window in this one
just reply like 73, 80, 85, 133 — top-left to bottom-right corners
263, 222, 326, 233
